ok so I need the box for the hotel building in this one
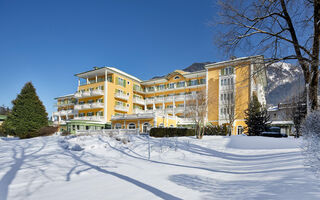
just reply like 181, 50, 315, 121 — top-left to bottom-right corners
52, 55, 267, 135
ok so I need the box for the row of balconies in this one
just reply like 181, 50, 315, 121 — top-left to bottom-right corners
144, 82, 206, 93
75, 89, 104, 98
53, 110, 77, 116
132, 107, 185, 114
74, 102, 104, 110
135, 94, 194, 105
74, 116, 104, 121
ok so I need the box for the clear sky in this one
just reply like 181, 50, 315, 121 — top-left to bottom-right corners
0, 0, 230, 116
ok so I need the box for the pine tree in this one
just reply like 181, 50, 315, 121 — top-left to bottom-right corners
3, 82, 48, 138
244, 94, 269, 136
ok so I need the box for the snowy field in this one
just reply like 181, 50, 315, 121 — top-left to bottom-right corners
0, 134, 319, 200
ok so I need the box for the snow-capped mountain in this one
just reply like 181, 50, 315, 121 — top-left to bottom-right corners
265, 62, 304, 105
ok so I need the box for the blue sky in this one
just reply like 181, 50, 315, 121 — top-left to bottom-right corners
0, 0, 231, 116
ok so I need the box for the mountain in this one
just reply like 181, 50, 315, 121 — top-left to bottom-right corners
265, 62, 305, 105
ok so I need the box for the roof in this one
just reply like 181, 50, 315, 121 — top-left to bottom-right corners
205, 55, 264, 69
54, 94, 75, 100
75, 67, 142, 83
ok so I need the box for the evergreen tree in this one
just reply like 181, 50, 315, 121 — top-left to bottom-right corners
3, 82, 48, 138
244, 94, 269, 136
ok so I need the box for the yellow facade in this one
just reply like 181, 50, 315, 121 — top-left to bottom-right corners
53, 56, 266, 135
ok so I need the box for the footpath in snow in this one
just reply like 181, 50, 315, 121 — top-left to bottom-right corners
0, 134, 319, 200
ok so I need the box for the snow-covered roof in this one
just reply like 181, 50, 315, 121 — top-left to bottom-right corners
271, 121, 294, 125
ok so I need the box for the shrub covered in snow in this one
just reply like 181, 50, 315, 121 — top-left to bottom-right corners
301, 111, 320, 175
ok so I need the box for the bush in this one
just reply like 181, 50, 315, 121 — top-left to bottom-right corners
61, 130, 71, 136
150, 128, 195, 137
204, 125, 228, 136
38, 126, 58, 136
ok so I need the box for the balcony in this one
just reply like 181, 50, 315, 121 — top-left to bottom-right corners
114, 105, 129, 112
175, 95, 185, 102
165, 96, 174, 102
82, 104, 91, 109
133, 97, 145, 105
91, 102, 104, 109
166, 108, 174, 114
91, 89, 104, 96
75, 92, 82, 98
82, 91, 91, 97
145, 99, 154, 104
115, 93, 129, 101
74, 116, 104, 122
155, 97, 164, 103
133, 108, 144, 114
175, 107, 185, 113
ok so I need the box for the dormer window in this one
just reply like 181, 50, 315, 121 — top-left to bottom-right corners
174, 76, 180, 80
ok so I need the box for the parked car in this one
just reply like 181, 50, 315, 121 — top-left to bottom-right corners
261, 127, 288, 138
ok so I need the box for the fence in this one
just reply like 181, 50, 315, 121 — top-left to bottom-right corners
75, 129, 140, 136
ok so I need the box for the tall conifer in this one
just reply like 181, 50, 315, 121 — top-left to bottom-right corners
3, 82, 48, 138
245, 94, 269, 136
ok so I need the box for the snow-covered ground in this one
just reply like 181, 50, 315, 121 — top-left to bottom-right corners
0, 134, 319, 200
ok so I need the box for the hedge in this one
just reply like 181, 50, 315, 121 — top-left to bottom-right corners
150, 128, 195, 137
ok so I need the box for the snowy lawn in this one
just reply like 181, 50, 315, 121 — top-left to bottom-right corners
0, 134, 319, 200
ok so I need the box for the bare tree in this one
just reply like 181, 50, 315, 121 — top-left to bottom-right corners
216, 0, 320, 112
185, 89, 208, 139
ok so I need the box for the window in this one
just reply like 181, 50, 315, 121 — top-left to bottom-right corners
127, 81, 130, 85
148, 86, 155, 92
237, 126, 244, 135
174, 76, 180, 80
79, 113, 85, 117
177, 81, 185, 88
221, 66, 234, 76
159, 123, 164, 128
116, 77, 126, 87
190, 79, 199, 86
143, 123, 150, 133
157, 84, 165, 91
107, 75, 113, 83
87, 112, 94, 116
167, 83, 175, 89
128, 123, 136, 129
115, 123, 122, 129
200, 78, 206, 84
170, 125, 174, 128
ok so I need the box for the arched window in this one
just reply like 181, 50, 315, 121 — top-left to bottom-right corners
174, 76, 180, 80
159, 123, 164, 128
237, 126, 244, 135
115, 123, 122, 129
170, 125, 174, 128
143, 123, 150, 133
128, 123, 136, 129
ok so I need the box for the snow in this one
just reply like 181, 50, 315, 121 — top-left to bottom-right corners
0, 134, 319, 200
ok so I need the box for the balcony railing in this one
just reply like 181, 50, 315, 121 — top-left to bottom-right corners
75, 89, 104, 98
91, 89, 104, 96
114, 105, 129, 112
53, 110, 76, 116
175, 95, 185, 102
155, 97, 164, 103
114, 93, 129, 101
165, 96, 174, 102
133, 108, 144, 114
74, 116, 104, 121
74, 103, 104, 110
91, 102, 104, 108
175, 107, 185, 113
133, 97, 145, 105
